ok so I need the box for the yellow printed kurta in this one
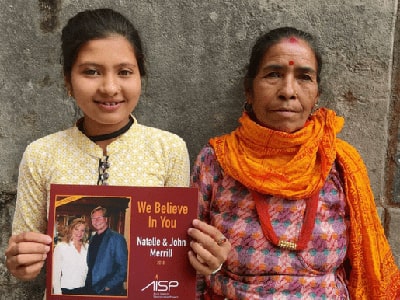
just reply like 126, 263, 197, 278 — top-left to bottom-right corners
12, 119, 190, 234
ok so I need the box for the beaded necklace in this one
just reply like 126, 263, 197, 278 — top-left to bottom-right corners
251, 190, 319, 251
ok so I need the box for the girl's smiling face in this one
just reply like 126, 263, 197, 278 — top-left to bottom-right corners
66, 35, 142, 136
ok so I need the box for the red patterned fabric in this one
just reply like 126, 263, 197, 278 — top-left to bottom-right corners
205, 108, 400, 299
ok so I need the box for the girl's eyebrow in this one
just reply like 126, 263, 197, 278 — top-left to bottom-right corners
76, 62, 138, 68
76, 61, 102, 66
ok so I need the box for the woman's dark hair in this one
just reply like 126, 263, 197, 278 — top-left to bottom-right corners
244, 27, 322, 93
61, 8, 146, 80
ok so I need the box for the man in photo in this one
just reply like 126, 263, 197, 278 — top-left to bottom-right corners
85, 206, 128, 295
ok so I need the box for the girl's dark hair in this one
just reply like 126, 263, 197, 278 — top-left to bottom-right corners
61, 8, 146, 79
244, 27, 322, 93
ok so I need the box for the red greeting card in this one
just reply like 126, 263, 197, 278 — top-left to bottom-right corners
46, 184, 197, 300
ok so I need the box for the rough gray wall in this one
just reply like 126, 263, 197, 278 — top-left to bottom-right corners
1, 0, 399, 298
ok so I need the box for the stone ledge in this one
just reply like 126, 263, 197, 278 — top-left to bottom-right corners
386, 207, 400, 267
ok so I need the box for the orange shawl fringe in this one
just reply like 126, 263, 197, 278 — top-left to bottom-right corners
210, 108, 400, 299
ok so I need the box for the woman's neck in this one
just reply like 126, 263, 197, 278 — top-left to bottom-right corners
73, 240, 83, 252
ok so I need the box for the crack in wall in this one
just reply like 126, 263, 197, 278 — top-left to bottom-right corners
387, 3, 400, 204
38, 0, 61, 33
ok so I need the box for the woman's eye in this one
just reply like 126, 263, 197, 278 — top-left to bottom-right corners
265, 72, 281, 78
298, 74, 312, 81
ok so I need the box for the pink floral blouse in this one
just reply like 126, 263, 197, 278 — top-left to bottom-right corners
191, 145, 350, 300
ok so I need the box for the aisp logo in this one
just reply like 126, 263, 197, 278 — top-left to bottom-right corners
141, 274, 179, 292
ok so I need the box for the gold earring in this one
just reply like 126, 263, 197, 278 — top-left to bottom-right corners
67, 90, 72, 97
311, 102, 319, 115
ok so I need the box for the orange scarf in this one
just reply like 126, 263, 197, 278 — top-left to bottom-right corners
210, 108, 400, 299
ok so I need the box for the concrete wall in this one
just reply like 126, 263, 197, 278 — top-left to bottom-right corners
0, 0, 399, 298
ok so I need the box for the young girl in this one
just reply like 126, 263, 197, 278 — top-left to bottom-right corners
5, 8, 190, 283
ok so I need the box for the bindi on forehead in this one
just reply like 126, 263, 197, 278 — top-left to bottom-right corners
288, 60, 295, 65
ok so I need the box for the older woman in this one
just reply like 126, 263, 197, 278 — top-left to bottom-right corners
188, 27, 400, 299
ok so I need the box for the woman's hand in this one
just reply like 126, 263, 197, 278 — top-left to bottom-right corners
5, 232, 52, 281
187, 219, 231, 276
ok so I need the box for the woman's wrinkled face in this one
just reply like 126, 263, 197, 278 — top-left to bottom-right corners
71, 223, 85, 242
66, 35, 141, 136
246, 37, 319, 133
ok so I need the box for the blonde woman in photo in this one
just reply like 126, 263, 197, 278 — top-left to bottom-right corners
52, 218, 88, 295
